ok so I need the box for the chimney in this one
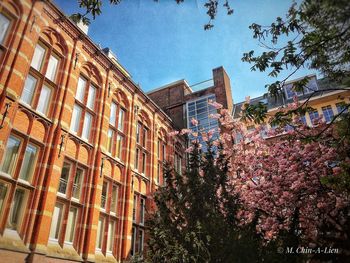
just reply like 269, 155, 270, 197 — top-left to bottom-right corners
76, 20, 89, 35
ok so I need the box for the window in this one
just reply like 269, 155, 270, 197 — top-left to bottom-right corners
308, 109, 319, 125
0, 134, 40, 234
21, 42, 61, 117
132, 194, 145, 256
70, 76, 98, 142
157, 138, 167, 184
0, 13, 11, 45
107, 102, 126, 160
336, 102, 348, 114
50, 160, 85, 244
65, 206, 78, 243
140, 198, 145, 225
138, 230, 144, 253
107, 220, 116, 253
96, 217, 104, 250
49, 203, 64, 240
283, 77, 318, 99
97, 180, 120, 254
0, 12, 12, 62
7, 188, 27, 231
322, 105, 334, 123
135, 122, 150, 176
175, 153, 182, 175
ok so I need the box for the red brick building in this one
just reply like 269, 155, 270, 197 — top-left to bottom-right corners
0, 0, 186, 262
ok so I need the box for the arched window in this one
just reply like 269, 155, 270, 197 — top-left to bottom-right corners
20, 34, 64, 117
70, 72, 100, 142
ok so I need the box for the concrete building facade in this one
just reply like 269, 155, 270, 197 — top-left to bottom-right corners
0, 0, 186, 262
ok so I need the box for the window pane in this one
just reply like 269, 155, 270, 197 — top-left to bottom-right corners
36, 85, 51, 115
0, 183, 8, 215
70, 104, 82, 133
72, 168, 83, 199
1, 136, 20, 175
21, 75, 37, 106
49, 203, 63, 239
142, 128, 147, 148
136, 123, 141, 143
140, 198, 145, 224
107, 221, 115, 252
96, 217, 104, 249
135, 149, 139, 170
45, 55, 59, 81
87, 85, 96, 110
142, 152, 146, 174
19, 144, 38, 182
8, 188, 26, 231
111, 185, 118, 214
0, 13, 10, 44
131, 227, 136, 256
118, 108, 125, 131
322, 105, 334, 123
110, 102, 117, 125
76, 77, 86, 102
116, 134, 123, 159
132, 195, 137, 222
138, 230, 144, 253
58, 162, 70, 194
31, 44, 46, 71
65, 206, 78, 242
82, 112, 92, 140
101, 182, 107, 209
107, 129, 113, 153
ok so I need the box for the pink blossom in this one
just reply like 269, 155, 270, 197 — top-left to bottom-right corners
168, 130, 179, 137
180, 128, 192, 135
191, 118, 198, 126
185, 146, 193, 153
208, 100, 223, 109
209, 113, 221, 119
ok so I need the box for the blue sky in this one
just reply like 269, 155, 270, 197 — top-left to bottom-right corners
54, 0, 315, 103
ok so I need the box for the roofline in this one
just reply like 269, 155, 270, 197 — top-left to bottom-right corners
147, 79, 192, 95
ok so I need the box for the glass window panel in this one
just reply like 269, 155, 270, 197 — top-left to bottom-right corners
138, 230, 144, 253
197, 107, 207, 114
0, 13, 10, 44
87, 85, 96, 110
101, 182, 107, 209
76, 77, 86, 102
136, 123, 141, 143
96, 217, 104, 249
111, 185, 118, 214
142, 152, 146, 174
109, 102, 117, 125
322, 105, 334, 123
8, 188, 26, 231
140, 198, 145, 224
116, 134, 123, 159
21, 75, 37, 106
131, 227, 136, 256
70, 104, 82, 133
82, 112, 92, 140
30, 44, 45, 71
1, 136, 20, 175
132, 195, 137, 222
58, 163, 70, 194
0, 183, 8, 215
50, 203, 63, 239
118, 108, 125, 131
36, 85, 51, 115
72, 168, 83, 199
65, 206, 78, 242
19, 144, 37, 182
107, 129, 113, 153
107, 221, 115, 252
135, 149, 139, 170
45, 55, 59, 81
142, 128, 147, 148
336, 102, 348, 114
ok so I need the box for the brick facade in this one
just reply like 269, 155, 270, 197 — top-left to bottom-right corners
0, 1, 185, 262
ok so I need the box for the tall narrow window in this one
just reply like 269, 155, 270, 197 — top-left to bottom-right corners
107, 220, 115, 252
18, 144, 38, 182
108, 101, 126, 160
142, 153, 146, 175
101, 182, 107, 210
65, 206, 78, 243
72, 168, 83, 199
322, 105, 334, 123
135, 149, 139, 170
133, 195, 137, 222
58, 163, 70, 195
21, 75, 37, 105
135, 121, 149, 176
138, 229, 144, 253
96, 217, 104, 249
118, 108, 125, 131
7, 188, 26, 231
49, 203, 64, 239
0, 183, 8, 215
140, 198, 145, 225
45, 55, 59, 81
1, 135, 20, 175
36, 85, 52, 115
131, 227, 136, 256
70, 76, 98, 142
110, 185, 118, 214
0, 13, 10, 44
30, 44, 45, 71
